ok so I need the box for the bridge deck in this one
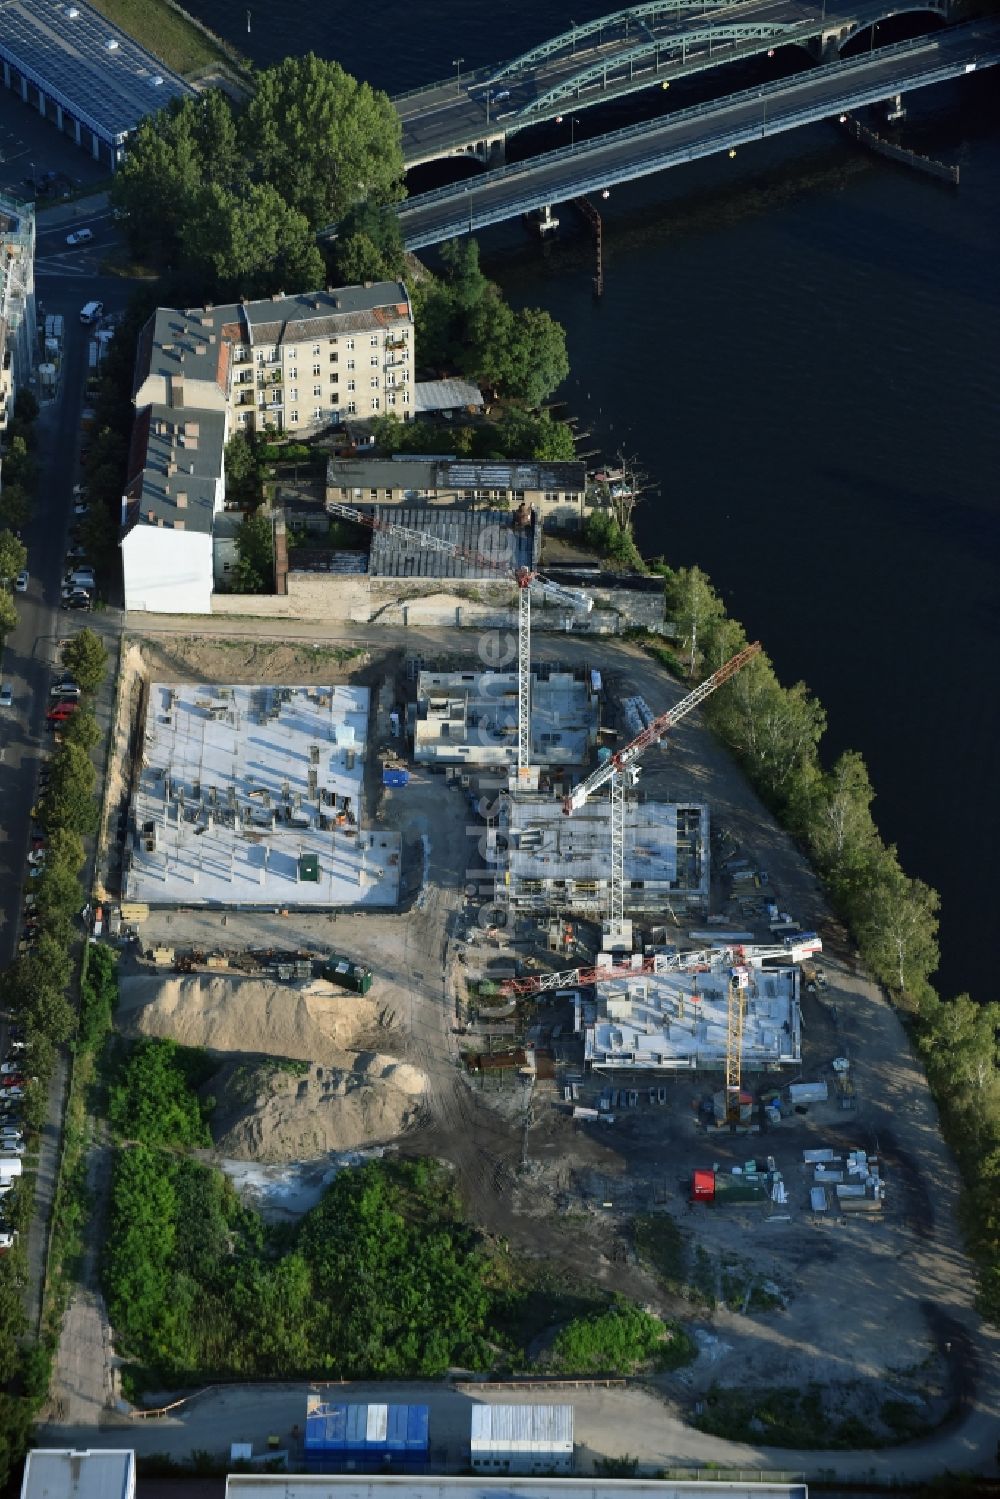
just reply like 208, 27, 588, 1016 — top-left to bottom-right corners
390, 21, 999, 248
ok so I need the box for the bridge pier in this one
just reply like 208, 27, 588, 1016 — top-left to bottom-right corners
886, 91, 906, 121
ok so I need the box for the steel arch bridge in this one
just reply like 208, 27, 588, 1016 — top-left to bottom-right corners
487, 0, 737, 82
518, 22, 802, 115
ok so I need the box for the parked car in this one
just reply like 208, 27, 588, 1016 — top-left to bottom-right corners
50, 680, 80, 698
73, 501, 90, 517
0, 1233, 19, 1252
46, 702, 78, 722
0, 1088, 25, 1101
0, 1063, 22, 1077
0, 685, 12, 709
64, 594, 92, 612
14, 570, 28, 593
65, 545, 89, 561
79, 300, 103, 325
0, 1142, 25, 1157
66, 228, 93, 246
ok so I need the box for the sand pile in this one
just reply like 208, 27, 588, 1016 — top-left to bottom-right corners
118, 974, 377, 1064
212, 1057, 426, 1162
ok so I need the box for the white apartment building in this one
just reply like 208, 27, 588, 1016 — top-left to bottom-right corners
124, 283, 413, 612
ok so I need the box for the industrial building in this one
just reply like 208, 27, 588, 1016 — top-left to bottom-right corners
0, 192, 35, 434
20, 1450, 135, 1499
470, 1404, 574, 1474
414, 670, 598, 769
326, 456, 588, 527
584, 948, 801, 1073
225, 1475, 807, 1499
124, 684, 400, 908
304, 1400, 429, 1469
0, 0, 192, 169
495, 794, 709, 913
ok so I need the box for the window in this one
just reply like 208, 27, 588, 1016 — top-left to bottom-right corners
371, 396, 380, 410
386, 373, 396, 387
329, 352, 338, 364
370, 334, 379, 347
370, 488, 378, 499
347, 358, 355, 371
388, 392, 397, 406
312, 343, 320, 355
289, 388, 298, 402
345, 337, 354, 350
329, 337, 337, 347
370, 354, 379, 367
370, 376, 379, 389
330, 372, 338, 385
313, 383, 322, 397
289, 409, 299, 424
347, 400, 356, 415
312, 363, 321, 376
313, 406, 322, 421
347, 379, 356, 392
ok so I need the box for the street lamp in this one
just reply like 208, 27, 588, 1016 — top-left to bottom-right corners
453, 56, 464, 94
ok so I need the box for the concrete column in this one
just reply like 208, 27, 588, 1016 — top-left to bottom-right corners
37, 89, 45, 116
92, 131, 100, 160
74, 118, 81, 144
2, 62, 10, 88
21, 74, 28, 102
56, 103, 63, 129
886, 92, 905, 122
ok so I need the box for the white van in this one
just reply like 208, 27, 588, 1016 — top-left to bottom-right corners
66, 568, 95, 589
79, 300, 103, 326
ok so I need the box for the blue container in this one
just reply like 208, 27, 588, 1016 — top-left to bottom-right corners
383, 768, 409, 787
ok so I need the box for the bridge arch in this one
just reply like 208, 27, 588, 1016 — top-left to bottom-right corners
515, 22, 802, 116
487, 0, 734, 83
835, 1, 948, 52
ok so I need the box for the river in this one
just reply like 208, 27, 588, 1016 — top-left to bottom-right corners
185, 0, 998, 1004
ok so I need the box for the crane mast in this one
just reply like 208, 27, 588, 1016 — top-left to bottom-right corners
328, 502, 591, 783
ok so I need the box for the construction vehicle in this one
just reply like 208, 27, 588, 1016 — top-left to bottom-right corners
328, 502, 592, 788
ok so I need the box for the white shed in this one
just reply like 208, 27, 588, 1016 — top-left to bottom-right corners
470, 1404, 574, 1474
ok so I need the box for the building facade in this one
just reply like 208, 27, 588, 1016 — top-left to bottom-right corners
0, 193, 35, 435
326, 457, 587, 527
124, 283, 413, 613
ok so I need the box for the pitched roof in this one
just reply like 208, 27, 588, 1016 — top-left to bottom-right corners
122, 403, 224, 539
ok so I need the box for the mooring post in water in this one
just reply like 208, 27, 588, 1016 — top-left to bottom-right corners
572, 196, 605, 297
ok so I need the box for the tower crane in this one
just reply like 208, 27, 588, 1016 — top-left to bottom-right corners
328, 502, 592, 785
563, 639, 762, 940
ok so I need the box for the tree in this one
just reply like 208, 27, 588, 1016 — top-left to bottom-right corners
494, 410, 577, 462
501, 307, 570, 408
330, 233, 392, 287
0, 483, 30, 532
329, 203, 405, 284
61, 628, 108, 695
60, 707, 101, 753
855, 850, 940, 999
0, 591, 16, 645
663, 565, 727, 678
38, 742, 97, 836
234, 510, 275, 594
240, 55, 404, 229
0, 530, 27, 584
13, 389, 38, 424
112, 95, 231, 263
180, 181, 325, 298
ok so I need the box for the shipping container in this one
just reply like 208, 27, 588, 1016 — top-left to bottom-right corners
470, 1403, 574, 1474
382, 768, 409, 787
322, 952, 373, 994
305, 1402, 429, 1468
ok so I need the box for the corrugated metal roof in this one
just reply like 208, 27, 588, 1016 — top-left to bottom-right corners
304, 1404, 429, 1454
469, 1403, 574, 1451
414, 378, 484, 413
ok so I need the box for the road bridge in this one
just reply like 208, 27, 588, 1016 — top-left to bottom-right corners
395, 0, 952, 167
388, 21, 999, 248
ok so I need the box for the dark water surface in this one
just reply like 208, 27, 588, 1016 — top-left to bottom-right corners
192, 1, 998, 1002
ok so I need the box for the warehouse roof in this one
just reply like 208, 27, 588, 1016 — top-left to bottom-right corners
470, 1404, 573, 1450
368, 508, 534, 580
225, 1476, 808, 1499
20, 1450, 134, 1499
0, 0, 192, 142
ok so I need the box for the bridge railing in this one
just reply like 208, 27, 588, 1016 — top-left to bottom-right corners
396, 25, 974, 216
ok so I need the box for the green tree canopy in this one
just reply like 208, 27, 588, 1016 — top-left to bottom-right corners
0, 591, 16, 645
181, 182, 325, 296
240, 54, 404, 229
234, 510, 275, 594
61, 628, 108, 695
38, 742, 97, 836
0, 530, 27, 584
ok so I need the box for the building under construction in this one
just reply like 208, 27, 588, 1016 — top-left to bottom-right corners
0, 192, 36, 435
413, 669, 598, 770
583, 949, 801, 1073
494, 793, 709, 914
125, 683, 400, 908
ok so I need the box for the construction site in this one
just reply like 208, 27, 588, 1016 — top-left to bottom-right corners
90, 509, 970, 1444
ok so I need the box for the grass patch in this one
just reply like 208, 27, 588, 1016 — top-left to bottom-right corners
634, 1212, 688, 1293
87, 0, 229, 75
695, 1384, 881, 1449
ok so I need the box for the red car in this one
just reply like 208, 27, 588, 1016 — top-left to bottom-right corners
46, 702, 78, 722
